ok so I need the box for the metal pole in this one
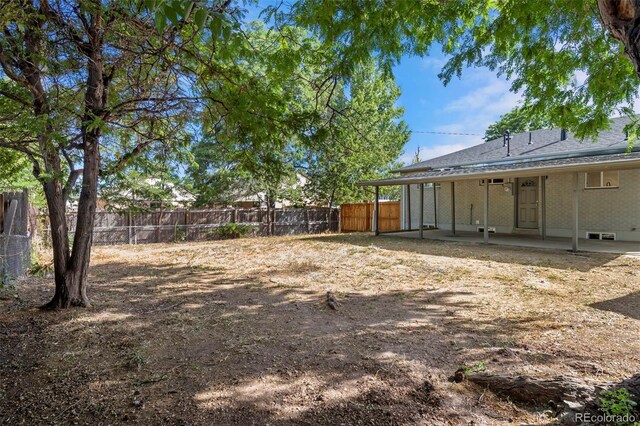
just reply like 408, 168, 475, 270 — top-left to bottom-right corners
406, 184, 411, 230
450, 181, 456, 236
419, 183, 424, 239
572, 172, 579, 252
483, 179, 489, 244
541, 176, 546, 240
374, 186, 380, 236
433, 183, 438, 228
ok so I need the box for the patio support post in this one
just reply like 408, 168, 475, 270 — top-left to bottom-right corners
572, 172, 579, 251
374, 186, 380, 236
419, 183, 424, 239
483, 178, 489, 243
433, 184, 438, 228
406, 184, 411, 230
541, 175, 547, 240
450, 181, 456, 236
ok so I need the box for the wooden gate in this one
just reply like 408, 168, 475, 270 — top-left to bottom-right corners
340, 202, 400, 232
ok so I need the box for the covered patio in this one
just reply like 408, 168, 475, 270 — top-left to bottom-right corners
380, 229, 640, 255
359, 151, 640, 252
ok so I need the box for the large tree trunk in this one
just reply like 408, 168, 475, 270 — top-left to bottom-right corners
41, 8, 104, 309
41, 139, 99, 309
597, 0, 640, 77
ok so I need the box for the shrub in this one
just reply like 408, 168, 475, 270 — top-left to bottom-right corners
210, 223, 253, 240
599, 388, 639, 425
459, 361, 487, 375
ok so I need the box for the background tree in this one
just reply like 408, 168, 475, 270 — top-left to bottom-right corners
187, 24, 409, 210
301, 60, 409, 208
187, 22, 317, 232
99, 141, 194, 212
0, 0, 236, 308
484, 106, 552, 141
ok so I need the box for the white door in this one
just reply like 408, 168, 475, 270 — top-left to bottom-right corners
517, 178, 538, 228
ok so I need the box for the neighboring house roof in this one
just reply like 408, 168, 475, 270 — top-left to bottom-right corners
396, 116, 635, 173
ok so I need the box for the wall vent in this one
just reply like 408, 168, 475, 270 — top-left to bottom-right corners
586, 232, 616, 241
478, 227, 496, 233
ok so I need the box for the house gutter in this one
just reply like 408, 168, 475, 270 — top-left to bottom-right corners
392, 146, 638, 174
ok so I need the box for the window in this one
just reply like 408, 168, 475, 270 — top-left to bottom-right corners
585, 171, 619, 189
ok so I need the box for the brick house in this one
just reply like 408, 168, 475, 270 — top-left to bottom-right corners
358, 116, 640, 251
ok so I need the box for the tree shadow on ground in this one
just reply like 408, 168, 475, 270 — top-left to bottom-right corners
0, 261, 555, 424
590, 291, 640, 320
304, 233, 621, 272
3, 234, 637, 425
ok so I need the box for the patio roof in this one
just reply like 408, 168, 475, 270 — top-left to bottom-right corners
358, 151, 640, 187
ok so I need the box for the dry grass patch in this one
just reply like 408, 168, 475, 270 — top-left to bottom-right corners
1, 233, 639, 425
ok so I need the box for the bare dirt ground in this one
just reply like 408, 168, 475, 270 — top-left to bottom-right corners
1, 233, 640, 425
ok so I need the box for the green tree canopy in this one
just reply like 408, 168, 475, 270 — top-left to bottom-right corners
278, 0, 640, 137
0, 0, 241, 308
301, 59, 409, 207
188, 23, 408, 208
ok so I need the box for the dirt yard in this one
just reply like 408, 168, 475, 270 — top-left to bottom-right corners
1, 233, 640, 425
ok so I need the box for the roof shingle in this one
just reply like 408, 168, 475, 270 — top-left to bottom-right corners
397, 116, 633, 173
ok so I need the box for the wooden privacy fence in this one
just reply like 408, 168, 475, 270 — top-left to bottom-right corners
340, 201, 401, 233
45, 207, 339, 246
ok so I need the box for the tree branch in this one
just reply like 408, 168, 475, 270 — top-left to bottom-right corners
39, 0, 92, 56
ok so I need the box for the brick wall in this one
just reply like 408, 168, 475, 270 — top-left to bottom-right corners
401, 167, 640, 241
406, 179, 515, 232
546, 169, 640, 240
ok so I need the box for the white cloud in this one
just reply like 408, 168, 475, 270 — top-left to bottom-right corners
420, 56, 447, 71
399, 68, 525, 166
443, 76, 519, 114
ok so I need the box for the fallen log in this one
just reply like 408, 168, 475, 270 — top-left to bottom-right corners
462, 372, 640, 425
466, 373, 595, 404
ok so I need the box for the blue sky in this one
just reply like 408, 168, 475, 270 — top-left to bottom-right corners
392, 54, 521, 165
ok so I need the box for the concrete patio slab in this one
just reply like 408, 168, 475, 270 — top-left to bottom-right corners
380, 229, 640, 256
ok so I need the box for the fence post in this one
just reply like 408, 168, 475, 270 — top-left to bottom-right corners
273, 208, 277, 236
374, 186, 380, 235
306, 208, 310, 233
127, 210, 132, 244
156, 211, 161, 243
184, 209, 189, 241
